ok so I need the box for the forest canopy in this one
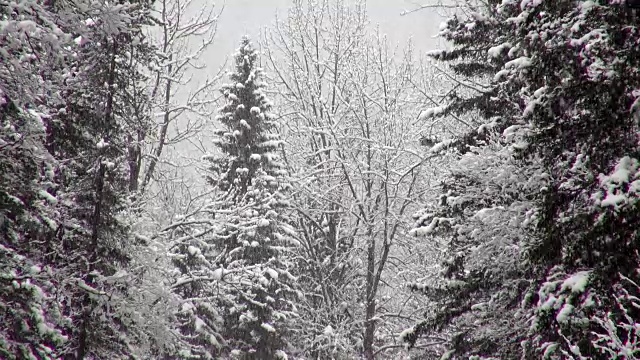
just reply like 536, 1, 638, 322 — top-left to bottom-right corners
1, 0, 638, 359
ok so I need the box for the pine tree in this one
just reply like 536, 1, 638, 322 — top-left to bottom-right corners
171, 37, 299, 359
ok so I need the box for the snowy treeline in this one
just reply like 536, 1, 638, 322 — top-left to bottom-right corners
1, 0, 638, 359
403, 0, 640, 359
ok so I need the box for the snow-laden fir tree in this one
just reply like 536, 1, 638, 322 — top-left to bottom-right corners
172, 37, 299, 359
45, 1, 165, 356
0, 0, 169, 357
401, 1, 540, 357
404, 140, 541, 359
0, 3, 69, 357
406, 0, 640, 359
0, 98, 67, 360
504, 1, 640, 357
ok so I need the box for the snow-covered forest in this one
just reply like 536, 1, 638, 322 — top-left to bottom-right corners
1, 0, 639, 358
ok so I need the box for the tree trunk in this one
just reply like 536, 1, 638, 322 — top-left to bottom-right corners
140, 12, 173, 194
77, 41, 117, 360
363, 229, 376, 360
127, 132, 141, 191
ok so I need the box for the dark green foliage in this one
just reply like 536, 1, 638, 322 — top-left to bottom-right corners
407, 0, 640, 359
511, 1, 640, 357
0, 0, 158, 357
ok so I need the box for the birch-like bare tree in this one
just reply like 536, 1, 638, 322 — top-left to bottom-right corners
264, 1, 433, 357
132, 0, 222, 196
117, 1, 223, 356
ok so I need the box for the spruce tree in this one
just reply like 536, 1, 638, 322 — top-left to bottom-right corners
1, 0, 160, 357
172, 37, 299, 359
211, 36, 299, 359
406, 1, 640, 359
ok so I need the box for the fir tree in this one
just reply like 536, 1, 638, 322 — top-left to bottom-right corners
211, 36, 299, 359
172, 37, 299, 359
1, 2, 82, 357
1, 0, 161, 357
0, 97, 67, 360
509, 1, 640, 357
48, 2, 158, 357
406, 1, 640, 359
402, 1, 537, 358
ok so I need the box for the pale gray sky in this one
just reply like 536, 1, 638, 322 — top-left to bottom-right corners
206, 0, 449, 75
169, 0, 451, 186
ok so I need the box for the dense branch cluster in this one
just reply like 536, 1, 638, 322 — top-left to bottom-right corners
403, 1, 640, 359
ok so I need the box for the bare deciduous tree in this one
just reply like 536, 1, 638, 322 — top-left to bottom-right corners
133, 0, 222, 195
264, 1, 433, 357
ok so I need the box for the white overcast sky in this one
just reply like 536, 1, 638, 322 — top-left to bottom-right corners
205, 0, 450, 75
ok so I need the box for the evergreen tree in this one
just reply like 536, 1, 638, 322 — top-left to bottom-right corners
406, 0, 640, 359
404, 140, 540, 359
171, 37, 299, 359
401, 1, 537, 358
509, 1, 640, 357
211, 36, 299, 359
48, 2, 159, 357
0, 94, 67, 359
1, 0, 163, 357
1, 2, 83, 357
